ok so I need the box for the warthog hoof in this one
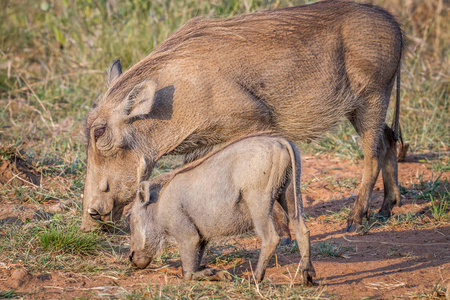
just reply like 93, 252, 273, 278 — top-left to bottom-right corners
346, 207, 369, 232
302, 269, 315, 287
346, 221, 368, 234
374, 211, 391, 220
345, 221, 357, 233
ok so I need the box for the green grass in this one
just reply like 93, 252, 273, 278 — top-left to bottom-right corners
312, 239, 353, 258
386, 211, 424, 228
321, 206, 352, 223
431, 160, 450, 173
0, 290, 17, 299
416, 174, 445, 200
121, 280, 327, 299
400, 172, 449, 203
153, 244, 180, 264
36, 221, 99, 255
301, 122, 364, 160
0, 212, 130, 273
207, 241, 256, 266
429, 191, 450, 222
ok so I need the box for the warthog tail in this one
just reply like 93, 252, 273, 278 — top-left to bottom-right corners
391, 66, 403, 146
283, 140, 302, 220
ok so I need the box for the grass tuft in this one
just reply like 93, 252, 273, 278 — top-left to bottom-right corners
322, 206, 352, 223
37, 221, 99, 255
312, 239, 353, 258
153, 244, 180, 264
429, 192, 450, 222
0, 290, 17, 299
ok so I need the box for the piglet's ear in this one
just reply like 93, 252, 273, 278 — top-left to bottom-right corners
124, 80, 158, 120
137, 181, 150, 204
108, 59, 122, 86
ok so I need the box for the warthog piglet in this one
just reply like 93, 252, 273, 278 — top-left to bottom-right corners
128, 134, 315, 284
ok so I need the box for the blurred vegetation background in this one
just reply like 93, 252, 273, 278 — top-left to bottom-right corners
0, 0, 448, 171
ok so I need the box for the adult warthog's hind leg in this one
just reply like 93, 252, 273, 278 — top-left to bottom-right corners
346, 93, 388, 231
377, 124, 402, 219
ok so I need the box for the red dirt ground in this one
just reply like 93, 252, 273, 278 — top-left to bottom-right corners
0, 153, 449, 299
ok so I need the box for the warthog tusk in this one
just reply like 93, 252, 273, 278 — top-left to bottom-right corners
88, 208, 98, 215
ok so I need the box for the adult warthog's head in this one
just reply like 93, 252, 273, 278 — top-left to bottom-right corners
128, 181, 164, 269
80, 60, 159, 231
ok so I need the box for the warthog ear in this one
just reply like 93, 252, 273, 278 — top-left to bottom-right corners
123, 80, 158, 120
108, 59, 122, 86
137, 181, 150, 204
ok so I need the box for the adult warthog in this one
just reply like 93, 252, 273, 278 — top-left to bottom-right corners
81, 0, 403, 232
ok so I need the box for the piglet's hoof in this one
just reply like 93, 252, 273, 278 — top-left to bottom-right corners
188, 268, 230, 281
216, 270, 233, 281
197, 267, 217, 277
200, 269, 232, 281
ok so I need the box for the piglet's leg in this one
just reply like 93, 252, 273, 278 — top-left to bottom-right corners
282, 182, 315, 286
273, 201, 292, 245
178, 238, 201, 280
172, 219, 206, 281
177, 230, 227, 281
252, 212, 280, 282
181, 240, 230, 281
291, 216, 315, 286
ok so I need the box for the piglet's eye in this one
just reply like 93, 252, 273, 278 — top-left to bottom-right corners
94, 127, 105, 139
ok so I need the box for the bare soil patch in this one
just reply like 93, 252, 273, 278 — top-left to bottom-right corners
0, 154, 40, 187
0, 154, 449, 299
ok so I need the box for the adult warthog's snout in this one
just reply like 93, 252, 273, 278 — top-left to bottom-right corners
85, 204, 112, 223
80, 194, 116, 232
129, 251, 152, 269
79, 214, 101, 232
88, 208, 102, 220
85, 194, 116, 222
79, 207, 111, 232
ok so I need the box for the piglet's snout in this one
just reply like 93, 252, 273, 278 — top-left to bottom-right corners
129, 251, 152, 269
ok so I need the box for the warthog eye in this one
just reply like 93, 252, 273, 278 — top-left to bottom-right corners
94, 127, 105, 139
